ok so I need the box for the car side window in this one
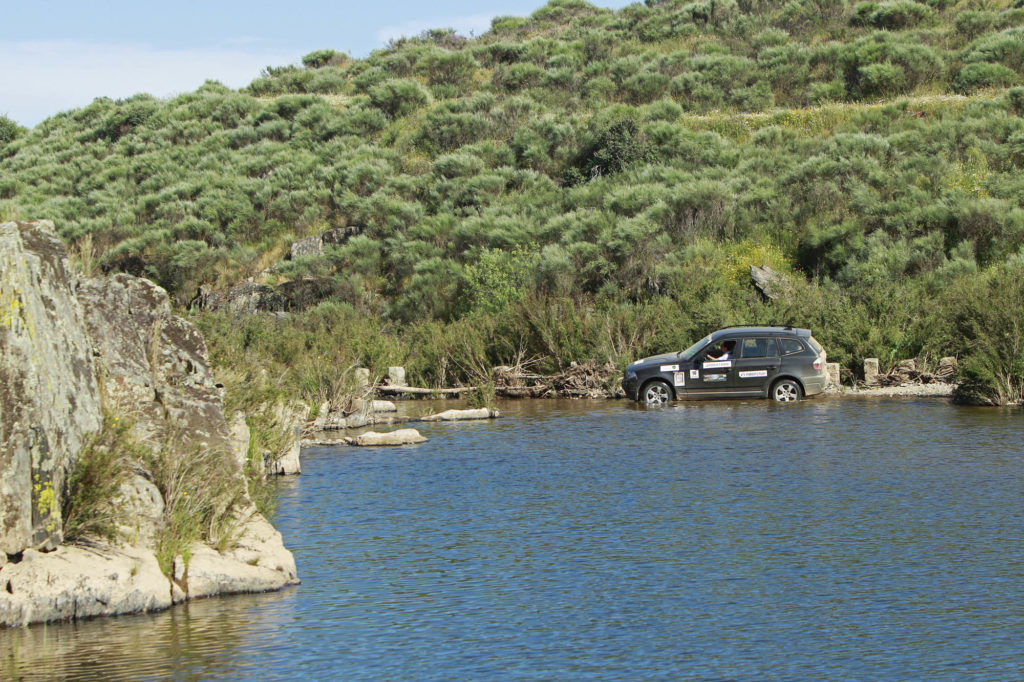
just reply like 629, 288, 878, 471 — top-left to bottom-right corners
779, 338, 805, 355
740, 338, 777, 358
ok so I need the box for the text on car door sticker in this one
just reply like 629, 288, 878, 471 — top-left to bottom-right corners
660, 364, 679, 372
738, 370, 769, 378
673, 372, 685, 386
702, 360, 732, 369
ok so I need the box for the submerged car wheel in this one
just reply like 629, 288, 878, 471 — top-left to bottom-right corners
642, 380, 672, 405
771, 379, 802, 402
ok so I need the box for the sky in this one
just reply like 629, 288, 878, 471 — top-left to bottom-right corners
2, 0, 633, 128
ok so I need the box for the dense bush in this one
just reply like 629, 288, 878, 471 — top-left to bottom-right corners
3, 0, 1024, 404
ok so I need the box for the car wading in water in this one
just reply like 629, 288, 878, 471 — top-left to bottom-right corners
622, 326, 828, 405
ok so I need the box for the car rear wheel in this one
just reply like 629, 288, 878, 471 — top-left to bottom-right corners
642, 380, 672, 405
771, 379, 802, 402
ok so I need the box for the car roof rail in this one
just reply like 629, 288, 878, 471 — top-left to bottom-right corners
717, 324, 795, 331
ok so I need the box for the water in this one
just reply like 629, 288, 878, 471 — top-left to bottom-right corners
4, 397, 1024, 680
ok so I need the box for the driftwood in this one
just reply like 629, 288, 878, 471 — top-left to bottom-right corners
493, 361, 620, 399
875, 357, 958, 386
376, 385, 475, 396
370, 361, 621, 400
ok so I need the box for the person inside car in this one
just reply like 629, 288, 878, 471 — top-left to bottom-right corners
707, 341, 733, 361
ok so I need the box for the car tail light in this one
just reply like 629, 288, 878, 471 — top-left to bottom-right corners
813, 357, 823, 371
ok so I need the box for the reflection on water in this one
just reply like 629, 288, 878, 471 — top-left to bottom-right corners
3, 397, 1023, 680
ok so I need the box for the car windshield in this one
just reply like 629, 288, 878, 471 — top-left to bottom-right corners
679, 335, 713, 361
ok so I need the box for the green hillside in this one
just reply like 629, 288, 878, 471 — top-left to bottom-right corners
2, 0, 1024, 404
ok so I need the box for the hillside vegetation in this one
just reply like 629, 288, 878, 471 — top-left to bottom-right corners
2, 0, 1024, 404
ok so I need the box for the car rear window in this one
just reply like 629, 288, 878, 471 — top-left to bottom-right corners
779, 338, 806, 355
740, 338, 777, 358
807, 336, 824, 354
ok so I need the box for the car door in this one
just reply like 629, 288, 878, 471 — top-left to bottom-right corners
731, 337, 781, 394
684, 342, 735, 397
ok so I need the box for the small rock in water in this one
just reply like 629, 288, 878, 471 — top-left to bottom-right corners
344, 429, 427, 446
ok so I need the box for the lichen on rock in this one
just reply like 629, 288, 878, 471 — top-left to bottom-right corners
0, 220, 298, 627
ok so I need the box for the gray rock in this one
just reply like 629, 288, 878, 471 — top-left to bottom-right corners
826, 362, 841, 388
194, 278, 339, 316
1, 221, 299, 625
289, 236, 323, 260
418, 408, 500, 422
79, 274, 233, 452
228, 412, 251, 472
115, 474, 164, 549
344, 429, 427, 446
749, 264, 792, 300
287, 226, 359, 261
0, 221, 103, 553
864, 358, 880, 386
354, 367, 371, 386
0, 544, 172, 626
185, 510, 298, 598
269, 441, 301, 475
388, 366, 407, 387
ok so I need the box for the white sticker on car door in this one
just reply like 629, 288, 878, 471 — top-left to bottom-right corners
673, 372, 685, 386
738, 370, 768, 378
702, 360, 732, 369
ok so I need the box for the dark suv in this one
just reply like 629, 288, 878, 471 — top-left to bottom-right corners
622, 326, 827, 404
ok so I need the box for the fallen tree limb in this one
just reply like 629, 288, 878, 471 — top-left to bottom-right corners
376, 385, 475, 396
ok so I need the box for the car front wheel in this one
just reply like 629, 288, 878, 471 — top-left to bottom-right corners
642, 380, 672, 405
771, 379, 802, 402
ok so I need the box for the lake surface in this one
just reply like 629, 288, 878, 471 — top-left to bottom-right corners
4, 397, 1024, 680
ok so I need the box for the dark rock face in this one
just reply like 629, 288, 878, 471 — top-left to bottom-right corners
0, 221, 103, 554
0, 220, 298, 625
78, 274, 231, 450
195, 278, 339, 315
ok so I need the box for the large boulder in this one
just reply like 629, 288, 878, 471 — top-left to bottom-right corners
287, 226, 359, 260
0, 544, 171, 626
0, 221, 103, 553
79, 274, 232, 451
0, 220, 299, 625
195, 277, 339, 316
183, 511, 298, 598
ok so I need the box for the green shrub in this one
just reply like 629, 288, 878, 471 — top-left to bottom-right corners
862, 1, 935, 30
61, 413, 139, 543
416, 49, 478, 89
954, 11, 996, 39
493, 63, 546, 92
933, 261, 1024, 405
953, 62, 1019, 94
963, 28, 1024, 73
0, 115, 26, 148
368, 79, 431, 118
302, 49, 349, 69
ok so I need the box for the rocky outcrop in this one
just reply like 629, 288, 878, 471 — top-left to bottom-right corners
1, 220, 103, 553
288, 226, 359, 260
0, 220, 297, 627
0, 545, 173, 625
79, 273, 231, 449
194, 277, 339, 316
750, 264, 793, 301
